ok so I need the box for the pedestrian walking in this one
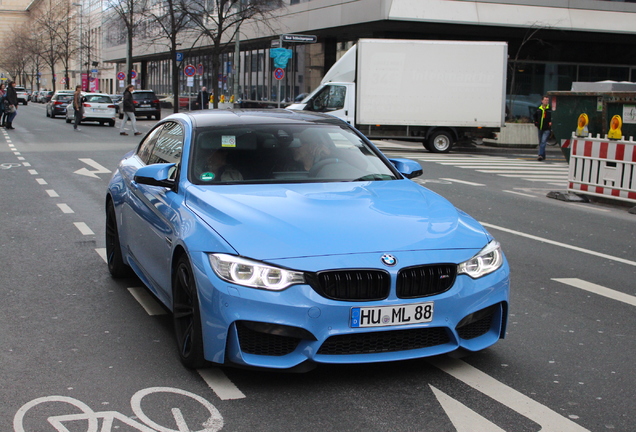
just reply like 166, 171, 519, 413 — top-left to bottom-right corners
0, 83, 6, 127
533, 95, 552, 161
196, 86, 209, 110
120, 84, 141, 136
4, 81, 18, 129
73, 85, 83, 131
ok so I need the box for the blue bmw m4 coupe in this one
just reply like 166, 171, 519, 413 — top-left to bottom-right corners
105, 109, 510, 370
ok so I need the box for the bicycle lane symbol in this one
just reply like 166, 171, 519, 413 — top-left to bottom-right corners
13, 387, 224, 432
1, 162, 22, 169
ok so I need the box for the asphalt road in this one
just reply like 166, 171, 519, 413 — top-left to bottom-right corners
2, 103, 634, 432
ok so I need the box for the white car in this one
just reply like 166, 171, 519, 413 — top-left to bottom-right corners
15, 86, 29, 105
66, 92, 116, 127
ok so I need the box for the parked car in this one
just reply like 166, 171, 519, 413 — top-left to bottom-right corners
46, 92, 74, 118
66, 92, 116, 126
15, 86, 29, 105
117, 89, 161, 120
105, 110, 510, 370
109, 94, 122, 113
40, 90, 55, 104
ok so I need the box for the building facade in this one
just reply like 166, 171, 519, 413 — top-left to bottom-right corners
2, 0, 636, 106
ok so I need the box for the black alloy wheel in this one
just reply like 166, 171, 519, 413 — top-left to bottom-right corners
173, 256, 206, 369
105, 201, 134, 278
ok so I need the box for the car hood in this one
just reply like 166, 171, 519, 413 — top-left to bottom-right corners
184, 180, 488, 260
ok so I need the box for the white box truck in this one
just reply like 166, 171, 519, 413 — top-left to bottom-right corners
288, 39, 508, 152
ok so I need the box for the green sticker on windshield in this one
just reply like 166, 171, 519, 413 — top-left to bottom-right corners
200, 172, 215, 181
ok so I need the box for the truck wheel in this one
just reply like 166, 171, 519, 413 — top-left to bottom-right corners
427, 131, 453, 153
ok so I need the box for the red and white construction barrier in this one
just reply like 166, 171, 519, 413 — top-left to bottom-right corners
565, 134, 636, 204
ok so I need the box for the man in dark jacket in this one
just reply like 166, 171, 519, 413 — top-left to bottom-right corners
5, 81, 18, 129
120, 85, 141, 136
197, 87, 209, 110
533, 95, 552, 161
72, 85, 83, 131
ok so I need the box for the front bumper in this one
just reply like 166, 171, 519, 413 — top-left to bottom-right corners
190, 250, 510, 369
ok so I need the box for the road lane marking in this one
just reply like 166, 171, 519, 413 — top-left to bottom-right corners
430, 385, 506, 432
22, 162, 31, 167
36, 178, 48, 185
440, 178, 485, 186
429, 357, 590, 431
46, 189, 59, 197
57, 203, 74, 214
96, 248, 107, 262
127, 287, 167, 315
198, 368, 246, 400
28, 169, 38, 175
552, 278, 636, 306
481, 222, 636, 267
503, 190, 536, 198
73, 222, 94, 235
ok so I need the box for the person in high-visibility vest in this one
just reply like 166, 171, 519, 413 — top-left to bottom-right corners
533, 95, 552, 161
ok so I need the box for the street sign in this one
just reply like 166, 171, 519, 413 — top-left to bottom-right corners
281, 34, 317, 43
197, 63, 204, 75
130, 70, 137, 79
176, 52, 184, 62
117, 72, 126, 81
274, 68, 285, 80
184, 64, 196, 77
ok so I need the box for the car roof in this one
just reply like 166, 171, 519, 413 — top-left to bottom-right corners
178, 109, 348, 129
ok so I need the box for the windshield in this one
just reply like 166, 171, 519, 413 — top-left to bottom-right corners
189, 123, 398, 185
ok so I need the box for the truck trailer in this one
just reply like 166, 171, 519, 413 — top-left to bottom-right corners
288, 39, 508, 152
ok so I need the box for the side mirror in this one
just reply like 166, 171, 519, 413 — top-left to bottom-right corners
388, 158, 423, 179
134, 163, 176, 188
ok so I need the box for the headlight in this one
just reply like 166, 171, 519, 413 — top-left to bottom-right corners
209, 253, 305, 290
457, 241, 504, 279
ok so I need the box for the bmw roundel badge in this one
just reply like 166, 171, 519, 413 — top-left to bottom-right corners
381, 254, 397, 266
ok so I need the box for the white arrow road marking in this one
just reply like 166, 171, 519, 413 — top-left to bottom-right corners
552, 278, 636, 307
430, 385, 506, 432
74, 158, 112, 178
429, 357, 590, 431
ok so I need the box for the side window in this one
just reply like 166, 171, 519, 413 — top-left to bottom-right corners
136, 124, 164, 165
147, 122, 184, 180
311, 85, 346, 111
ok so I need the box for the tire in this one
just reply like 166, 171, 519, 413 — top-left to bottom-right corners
147, 116, 152, 120
46, 110, 50, 117
23, 101, 28, 106
173, 255, 206, 369
105, 201, 134, 278
109, 120, 115, 127
65, 117, 71, 124
154, 114, 161, 120
51, 114, 55, 119
427, 131, 453, 153
119, 113, 123, 120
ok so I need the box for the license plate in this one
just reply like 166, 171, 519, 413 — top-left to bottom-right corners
93, 108, 106, 112
350, 302, 433, 328
140, 104, 150, 107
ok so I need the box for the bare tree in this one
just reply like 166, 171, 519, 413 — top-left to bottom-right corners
508, 25, 551, 119
104, 0, 149, 85
184, 0, 283, 108
33, 0, 68, 91
1, 27, 33, 85
56, 1, 80, 89
143, 0, 197, 113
